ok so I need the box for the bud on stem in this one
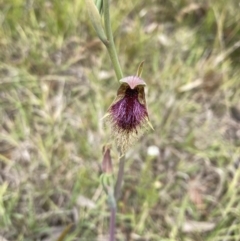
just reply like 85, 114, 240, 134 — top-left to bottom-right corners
100, 145, 114, 195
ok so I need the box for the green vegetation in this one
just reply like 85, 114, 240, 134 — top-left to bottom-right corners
1, 0, 240, 240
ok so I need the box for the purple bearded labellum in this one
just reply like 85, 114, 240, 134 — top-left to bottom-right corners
105, 76, 153, 153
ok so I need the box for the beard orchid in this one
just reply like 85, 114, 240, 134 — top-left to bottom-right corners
105, 75, 153, 153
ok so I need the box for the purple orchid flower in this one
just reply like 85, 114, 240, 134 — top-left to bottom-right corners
105, 76, 153, 153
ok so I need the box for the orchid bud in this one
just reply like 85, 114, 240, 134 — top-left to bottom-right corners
102, 145, 113, 174
100, 145, 114, 196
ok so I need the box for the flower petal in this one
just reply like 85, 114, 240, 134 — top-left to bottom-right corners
120, 76, 146, 89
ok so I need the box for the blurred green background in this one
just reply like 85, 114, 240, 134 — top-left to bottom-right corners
0, 0, 240, 240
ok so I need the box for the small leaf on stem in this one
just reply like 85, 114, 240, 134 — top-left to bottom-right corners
85, 0, 108, 45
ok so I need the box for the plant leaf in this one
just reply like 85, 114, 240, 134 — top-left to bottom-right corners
85, 0, 108, 45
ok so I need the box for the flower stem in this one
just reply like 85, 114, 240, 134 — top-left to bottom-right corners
103, 0, 123, 81
101, 1, 125, 239
108, 190, 116, 241
114, 154, 125, 200
109, 206, 116, 241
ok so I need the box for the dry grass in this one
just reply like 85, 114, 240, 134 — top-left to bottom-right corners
0, 0, 240, 240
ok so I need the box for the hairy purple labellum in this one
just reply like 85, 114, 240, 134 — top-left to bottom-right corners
110, 88, 147, 134
106, 76, 151, 153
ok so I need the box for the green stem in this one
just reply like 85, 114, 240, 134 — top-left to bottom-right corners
103, 0, 123, 81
